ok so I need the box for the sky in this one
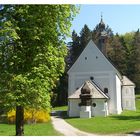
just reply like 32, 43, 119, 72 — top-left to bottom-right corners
66, 4, 140, 42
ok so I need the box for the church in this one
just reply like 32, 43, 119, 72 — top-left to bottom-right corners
67, 17, 136, 118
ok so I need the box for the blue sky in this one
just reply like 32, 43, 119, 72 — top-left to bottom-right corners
67, 4, 140, 42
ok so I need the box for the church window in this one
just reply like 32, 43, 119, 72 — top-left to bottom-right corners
104, 88, 108, 93
92, 103, 96, 107
90, 76, 94, 80
85, 57, 87, 60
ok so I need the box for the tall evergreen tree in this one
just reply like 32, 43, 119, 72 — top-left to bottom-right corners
69, 30, 81, 66
107, 34, 127, 75
132, 30, 140, 92
69, 24, 91, 67
121, 32, 135, 76
80, 24, 92, 50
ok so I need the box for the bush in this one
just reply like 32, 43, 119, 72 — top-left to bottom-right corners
7, 109, 50, 124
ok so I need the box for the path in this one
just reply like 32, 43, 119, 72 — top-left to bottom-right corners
51, 111, 96, 136
51, 111, 140, 136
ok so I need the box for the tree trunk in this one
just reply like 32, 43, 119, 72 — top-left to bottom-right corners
16, 106, 24, 136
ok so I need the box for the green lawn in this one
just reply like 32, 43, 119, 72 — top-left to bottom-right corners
64, 99, 140, 135
0, 121, 62, 136
52, 106, 67, 111
0, 105, 66, 136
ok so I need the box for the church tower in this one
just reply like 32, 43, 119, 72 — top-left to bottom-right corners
97, 14, 108, 56
92, 14, 108, 56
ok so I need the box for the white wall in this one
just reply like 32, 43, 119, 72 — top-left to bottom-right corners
122, 86, 136, 110
67, 40, 123, 115
115, 75, 122, 114
105, 73, 122, 115
68, 71, 120, 115
69, 98, 108, 117
68, 41, 118, 74
68, 99, 80, 117
68, 71, 112, 96
91, 99, 107, 116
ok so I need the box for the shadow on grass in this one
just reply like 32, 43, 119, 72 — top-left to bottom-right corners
51, 111, 79, 119
111, 115, 140, 121
128, 131, 140, 136
51, 110, 140, 121
0, 114, 8, 124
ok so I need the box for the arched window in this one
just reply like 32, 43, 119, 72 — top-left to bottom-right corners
85, 57, 87, 60
92, 103, 96, 107
104, 88, 108, 94
90, 76, 94, 81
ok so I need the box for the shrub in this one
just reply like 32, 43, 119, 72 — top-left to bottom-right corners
7, 108, 50, 124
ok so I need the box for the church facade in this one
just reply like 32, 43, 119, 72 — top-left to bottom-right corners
67, 18, 136, 117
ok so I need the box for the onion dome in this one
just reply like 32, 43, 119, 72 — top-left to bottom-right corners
99, 14, 105, 30
81, 81, 91, 94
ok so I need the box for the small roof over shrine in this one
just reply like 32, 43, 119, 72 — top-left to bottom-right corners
68, 80, 109, 99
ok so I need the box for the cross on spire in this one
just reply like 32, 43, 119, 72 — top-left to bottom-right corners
101, 12, 103, 22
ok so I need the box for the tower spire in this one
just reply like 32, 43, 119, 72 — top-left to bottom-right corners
98, 12, 107, 56
99, 12, 105, 30
100, 12, 104, 23
101, 12, 103, 21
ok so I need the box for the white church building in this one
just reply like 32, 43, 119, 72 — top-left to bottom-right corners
67, 40, 136, 118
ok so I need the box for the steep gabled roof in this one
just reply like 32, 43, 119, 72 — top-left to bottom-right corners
68, 80, 109, 99
67, 40, 122, 80
122, 76, 135, 86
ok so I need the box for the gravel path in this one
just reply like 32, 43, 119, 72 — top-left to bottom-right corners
51, 111, 140, 136
51, 112, 96, 136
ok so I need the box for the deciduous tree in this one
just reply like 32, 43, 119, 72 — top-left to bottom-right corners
0, 5, 78, 135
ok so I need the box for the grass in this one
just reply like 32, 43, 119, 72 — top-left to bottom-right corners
52, 106, 67, 111
64, 99, 140, 135
0, 105, 67, 136
0, 121, 62, 136
135, 94, 140, 99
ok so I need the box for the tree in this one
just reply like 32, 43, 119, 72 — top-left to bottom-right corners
132, 30, 140, 92
120, 32, 135, 76
0, 5, 78, 135
52, 30, 81, 107
69, 30, 81, 66
107, 34, 127, 75
80, 24, 92, 51
69, 25, 91, 67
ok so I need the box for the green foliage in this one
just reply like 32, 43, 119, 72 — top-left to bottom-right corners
0, 5, 78, 135
0, 5, 78, 111
80, 24, 92, 50
107, 34, 127, 74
